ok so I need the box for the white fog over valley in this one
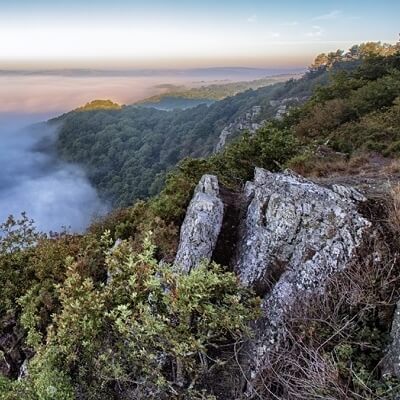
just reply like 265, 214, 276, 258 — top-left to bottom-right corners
0, 113, 108, 232
0, 68, 290, 232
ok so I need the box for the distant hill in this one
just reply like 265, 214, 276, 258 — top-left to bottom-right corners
51, 71, 326, 206
75, 100, 122, 112
137, 74, 299, 109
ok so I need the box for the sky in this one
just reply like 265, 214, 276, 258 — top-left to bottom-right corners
1, 0, 399, 69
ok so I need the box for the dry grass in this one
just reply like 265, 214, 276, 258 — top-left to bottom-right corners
246, 197, 400, 400
388, 184, 400, 235
347, 153, 370, 170
288, 154, 349, 177
289, 151, 400, 179
383, 159, 400, 175
312, 159, 349, 177
292, 156, 360, 178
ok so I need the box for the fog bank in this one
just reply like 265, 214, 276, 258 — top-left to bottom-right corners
0, 114, 108, 232
0, 68, 302, 113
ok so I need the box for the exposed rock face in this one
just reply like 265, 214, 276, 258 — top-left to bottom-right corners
269, 96, 309, 119
214, 97, 310, 153
384, 301, 400, 378
174, 168, 371, 391
214, 106, 265, 152
233, 168, 370, 383
18, 359, 29, 381
174, 175, 224, 273
235, 168, 369, 293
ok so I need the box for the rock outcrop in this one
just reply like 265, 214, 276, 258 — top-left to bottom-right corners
214, 97, 310, 153
269, 96, 309, 119
233, 169, 370, 384
174, 168, 371, 390
174, 175, 224, 273
235, 168, 369, 293
384, 300, 400, 378
214, 106, 265, 152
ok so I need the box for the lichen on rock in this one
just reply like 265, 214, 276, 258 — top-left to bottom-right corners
173, 168, 373, 391
174, 174, 224, 273
234, 168, 371, 384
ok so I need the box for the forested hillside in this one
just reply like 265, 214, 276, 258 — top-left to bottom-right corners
136, 73, 298, 107
55, 43, 396, 207
53, 65, 329, 206
2, 42, 400, 400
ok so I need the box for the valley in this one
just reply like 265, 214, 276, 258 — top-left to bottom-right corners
1, 39, 400, 400
0, 68, 296, 232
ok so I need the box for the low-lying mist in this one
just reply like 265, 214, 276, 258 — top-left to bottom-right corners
0, 68, 301, 113
0, 115, 108, 233
0, 67, 301, 233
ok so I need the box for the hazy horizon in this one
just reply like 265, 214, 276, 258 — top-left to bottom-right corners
1, 1, 398, 70
0, 64, 299, 232
0, 67, 302, 114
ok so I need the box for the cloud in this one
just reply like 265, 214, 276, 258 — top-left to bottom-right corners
247, 14, 257, 23
305, 25, 324, 38
313, 10, 341, 21
0, 118, 108, 233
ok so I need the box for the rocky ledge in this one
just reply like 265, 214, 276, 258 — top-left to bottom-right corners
174, 168, 373, 391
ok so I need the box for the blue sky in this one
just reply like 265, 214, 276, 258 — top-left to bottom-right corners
1, 0, 399, 68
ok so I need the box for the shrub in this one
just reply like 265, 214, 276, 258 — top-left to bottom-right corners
331, 97, 400, 155
0, 214, 42, 315
16, 234, 259, 399
294, 98, 351, 138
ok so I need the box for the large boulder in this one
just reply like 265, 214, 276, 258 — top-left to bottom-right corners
174, 175, 224, 273
234, 168, 369, 293
234, 168, 371, 383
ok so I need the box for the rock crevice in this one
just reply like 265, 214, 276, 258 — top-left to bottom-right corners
174, 168, 372, 388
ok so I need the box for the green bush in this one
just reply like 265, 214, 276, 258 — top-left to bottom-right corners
13, 234, 259, 399
0, 214, 42, 315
